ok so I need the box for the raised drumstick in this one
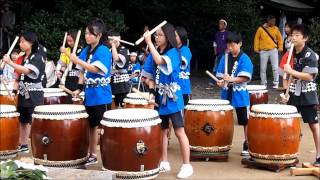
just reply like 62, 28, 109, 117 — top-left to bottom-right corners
62, 32, 67, 48
283, 44, 294, 80
61, 30, 81, 84
224, 52, 229, 88
0, 36, 20, 69
69, 30, 81, 70
135, 21, 167, 45
205, 70, 219, 82
132, 87, 159, 107
108, 36, 135, 46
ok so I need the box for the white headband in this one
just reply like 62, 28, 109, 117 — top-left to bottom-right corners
130, 52, 137, 56
219, 19, 227, 27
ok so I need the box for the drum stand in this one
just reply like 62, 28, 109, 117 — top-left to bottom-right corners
241, 158, 299, 172
190, 151, 229, 162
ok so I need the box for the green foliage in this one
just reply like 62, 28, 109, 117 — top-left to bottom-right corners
126, 0, 262, 73
0, 160, 46, 180
308, 18, 320, 94
12, 0, 127, 61
309, 17, 320, 54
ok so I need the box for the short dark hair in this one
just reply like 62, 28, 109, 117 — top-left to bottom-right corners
175, 26, 188, 46
87, 19, 105, 36
291, 24, 310, 38
227, 32, 242, 44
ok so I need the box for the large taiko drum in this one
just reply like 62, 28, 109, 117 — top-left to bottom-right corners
100, 108, 162, 180
43, 88, 68, 105
248, 104, 301, 164
124, 93, 154, 109
247, 85, 268, 106
31, 104, 89, 168
184, 99, 234, 158
0, 105, 19, 160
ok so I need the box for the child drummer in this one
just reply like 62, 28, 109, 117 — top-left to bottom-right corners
282, 24, 319, 166
216, 32, 253, 156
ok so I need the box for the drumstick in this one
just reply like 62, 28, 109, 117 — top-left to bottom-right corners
205, 70, 219, 82
61, 30, 81, 84
1, 77, 16, 105
0, 36, 20, 69
59, 85, 73, 95
285, 75, 292, 98
135, 21, 167, 45
137, 74, 142, 91
69, 30, 81, 70
62, 32, 67, 47
279, 75, 293, 104
224, 52, 229, 89
283, 44, 294, 80
108, 36, 135, 46
132, 87, 159, 107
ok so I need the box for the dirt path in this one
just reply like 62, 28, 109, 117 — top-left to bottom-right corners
17, 74, 318, 179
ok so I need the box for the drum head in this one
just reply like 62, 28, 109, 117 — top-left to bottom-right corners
101, 108, 161, 128
247, 85, 268, 93
185, 99, 233, 111
43, 88, 67, 97
32, 104, 88, 120
0, 105, 19, 117
250, 104, 301, 118
123, 93, 149, 105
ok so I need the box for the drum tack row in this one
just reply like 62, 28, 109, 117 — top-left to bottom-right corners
0, 86, 302, 179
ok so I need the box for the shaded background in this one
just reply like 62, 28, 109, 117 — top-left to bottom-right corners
0, 0, 319, 80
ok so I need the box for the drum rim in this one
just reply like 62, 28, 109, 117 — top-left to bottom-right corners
102, 115, 160, 123
124, 93, 149, 104
101, 108, 161, 127
251, 104, 298, 114
42, 88, 64, 93
0, 104, 17, 113
246, 85, 267, 91
32, 104, 88, 120
187, 99, 230, 105
33, 109, 87, 116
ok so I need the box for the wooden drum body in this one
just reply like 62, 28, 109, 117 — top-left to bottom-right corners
100, 108, 162, 180
248, 104, 301, 164
31, 105, 89, 168
247, 85, 268, 106
43, 88, 68, 105
185, 99, 234, 158
0, 105, 20, 160
124, 93, 154, 109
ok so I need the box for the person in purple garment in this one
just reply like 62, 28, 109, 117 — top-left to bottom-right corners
208, 19, 229, 87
